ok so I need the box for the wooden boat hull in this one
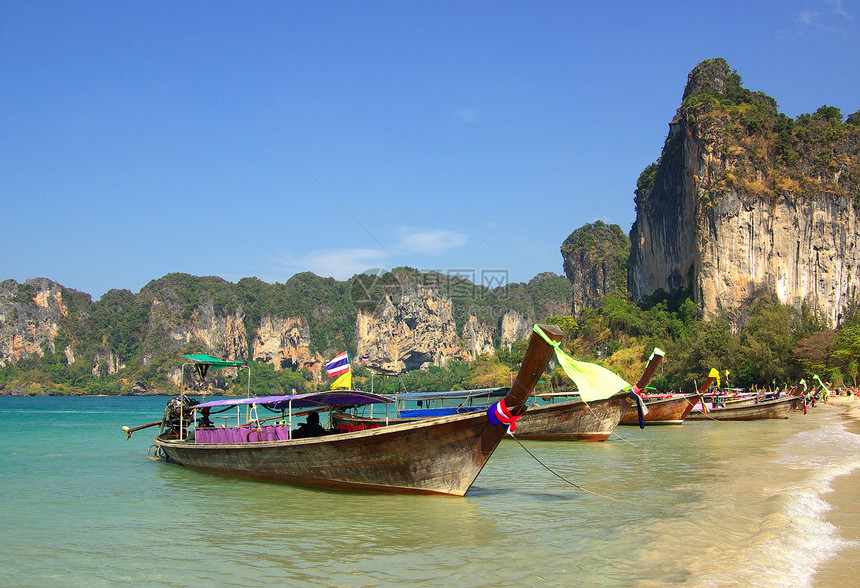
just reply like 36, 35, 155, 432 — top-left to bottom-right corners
618, 394, 698, 425
686, 396, 801, 421
156, 411, 504, 496
511, 393, 632, 441
704, 395, 758, 409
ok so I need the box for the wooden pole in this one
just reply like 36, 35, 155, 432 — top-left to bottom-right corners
635, 350, 664, 391
504, 324, 563, 415
121, 421, 162, 439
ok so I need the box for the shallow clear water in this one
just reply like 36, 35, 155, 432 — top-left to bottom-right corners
0, 396, 857, 587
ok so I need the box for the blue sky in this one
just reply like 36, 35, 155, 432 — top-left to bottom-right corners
2, 1, 858, 299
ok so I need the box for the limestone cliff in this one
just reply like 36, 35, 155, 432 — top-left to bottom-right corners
143, 296, 248, 365
0, 278, 72, 367
355, 283, 492, 372
500, 310, 531, 348
92, 350, 125, 376
252, 315, 324, 377
561, 221, 630, 314
629, 58, 860, 326
0, 269, 571, 393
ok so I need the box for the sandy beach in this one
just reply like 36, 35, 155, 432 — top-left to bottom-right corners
813, 396, 860, 586
826, 394, 860, 424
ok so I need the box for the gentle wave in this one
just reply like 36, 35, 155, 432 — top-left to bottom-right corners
689, 421, 860, 587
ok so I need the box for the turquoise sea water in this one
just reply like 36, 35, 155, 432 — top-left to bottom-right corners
0, 396, 858, 587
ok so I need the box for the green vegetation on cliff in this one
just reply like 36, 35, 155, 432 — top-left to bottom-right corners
561, 221, 629, 298
544, 289, 851, 394
0, 270, 571, 396
3, 274, 860, 396
645, 57, 860, 201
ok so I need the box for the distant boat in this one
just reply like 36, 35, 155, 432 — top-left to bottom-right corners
686, 395, 801, 420
618, 371, 719, 426
508, 392, 633, 441
130, 323, 563, 496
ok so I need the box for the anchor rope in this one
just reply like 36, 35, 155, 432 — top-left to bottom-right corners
508, 432, 616, 500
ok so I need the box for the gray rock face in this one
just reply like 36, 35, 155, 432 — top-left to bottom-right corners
356, 284, 494, 373
629, 58, 860, 326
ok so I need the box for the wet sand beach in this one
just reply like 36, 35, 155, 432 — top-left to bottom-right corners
814, 396, 860, 586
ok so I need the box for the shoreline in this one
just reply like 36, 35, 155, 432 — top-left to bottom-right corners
826, 394, 860, 424
813, 396, 860, 586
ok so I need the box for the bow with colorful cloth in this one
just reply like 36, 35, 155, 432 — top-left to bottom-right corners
488, 325, 658, 432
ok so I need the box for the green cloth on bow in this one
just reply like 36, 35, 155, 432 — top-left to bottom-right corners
533, 325, 631, 402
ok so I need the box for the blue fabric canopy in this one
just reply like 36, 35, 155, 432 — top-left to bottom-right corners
195, 390, 392, 410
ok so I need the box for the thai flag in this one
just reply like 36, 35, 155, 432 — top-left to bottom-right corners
360, 353, 369, 363
325, 351, 350, 377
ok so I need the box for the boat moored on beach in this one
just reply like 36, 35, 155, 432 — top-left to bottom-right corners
619, 369, 720, 426
129, 323, 563, 496
618, 392, 699, 426
687, 395, 802, 421
508, 391, 633, 440
333, 391, 635, 441
486, 345, 665, 440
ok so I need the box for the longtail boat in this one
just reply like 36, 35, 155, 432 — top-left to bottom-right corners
508, 391, 633, 440
333, 346, 665, 441
128, 323, 563, 496
686, 395, 801, 420
684, 371, 804, 421
333, 391, 632, 441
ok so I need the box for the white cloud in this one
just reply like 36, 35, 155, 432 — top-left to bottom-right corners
395, 228, 468, 254
797, 10, 818, 26
279, 248, 389, 281
270, 229, 468, 283
794, 1, 853, 32
826, 0, 853, 20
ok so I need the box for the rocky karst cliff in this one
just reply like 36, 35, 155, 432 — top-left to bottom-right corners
355, 283, 495, 372
252, 316, 324, 375
629, 58, 860, 326
356, 289, 456, 372
0, 278, 71, 367
561, 221, 630, 314
0, 270, 569, 393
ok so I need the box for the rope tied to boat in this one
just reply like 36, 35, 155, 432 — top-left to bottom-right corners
486, 398, 521, 434
509, 432, 616, 500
